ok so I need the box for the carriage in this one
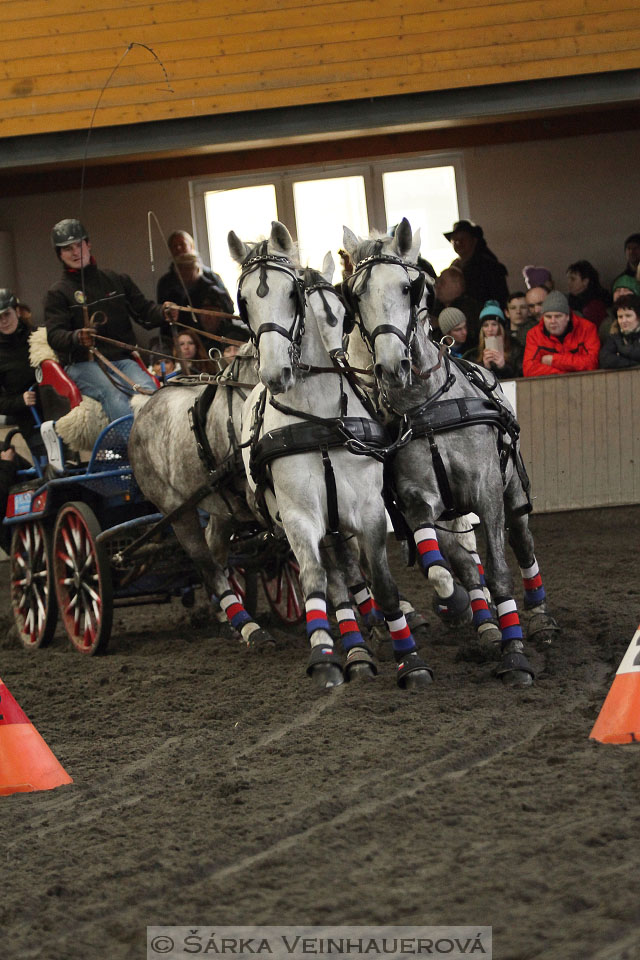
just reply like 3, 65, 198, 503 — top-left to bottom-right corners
4, 354, 304, 655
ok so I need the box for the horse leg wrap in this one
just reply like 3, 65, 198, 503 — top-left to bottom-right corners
469, 586, 494, 628
219, 590, 260, 641
496, 597, 524, 647
414, 527, 453, 588
431, 578, 470, 621
396, 652, 434, 689
496, 639, 535, 683
335, 603, 365, 652
520, 558, 547, 609
305, 592, 333, 647
469, 550, 486, 587
351, 581, 385, 629
385, 609, 417, 656
344, 644, 378, 680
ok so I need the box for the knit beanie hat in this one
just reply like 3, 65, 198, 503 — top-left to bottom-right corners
438, 306, 467, 335
541, 291, 570, 315
479, 299, 505, 321
523, 265, 553, 290
612, 274, 640, 297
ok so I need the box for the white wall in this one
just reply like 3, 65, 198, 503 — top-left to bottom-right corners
0, 128, 637, 320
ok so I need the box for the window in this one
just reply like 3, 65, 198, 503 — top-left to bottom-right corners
191, 154, 464, 295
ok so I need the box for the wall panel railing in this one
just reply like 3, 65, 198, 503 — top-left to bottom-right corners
514, 368, 640, 513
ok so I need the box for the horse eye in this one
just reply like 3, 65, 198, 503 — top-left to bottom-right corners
402, 284, 411, 296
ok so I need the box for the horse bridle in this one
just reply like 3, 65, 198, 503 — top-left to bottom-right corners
343, 248, 426, 356
236, 241, 307, 363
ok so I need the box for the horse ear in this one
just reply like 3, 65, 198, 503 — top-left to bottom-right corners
409, 227, 421, 263
228, 230, 248, 264
321, 251, 335, 283
270, 221, 294, 254
394, 218, 413, 257
342, 226, 359, 258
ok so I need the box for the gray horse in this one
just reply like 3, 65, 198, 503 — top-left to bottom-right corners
229, 224, 432, 689
342, 218, 559, 687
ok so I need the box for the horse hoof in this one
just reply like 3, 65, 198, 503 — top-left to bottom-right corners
526, 610, 560, 646
307, 645, 344, 688
243, 627, 277, 653
396, 652, 434, 690
404, 669, 433, 690
310, 663, 344, 689
432, 583, 471, 625
500, 668, 534, 689
405, 610, 429, 639
496, 643, 535, 687
345, 646, 378, 682
369, 629, 395, 661
347, 662, 377, 682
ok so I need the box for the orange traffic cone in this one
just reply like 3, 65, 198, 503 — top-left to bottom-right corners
590, 626, 640, 744
0, 676, 73, 795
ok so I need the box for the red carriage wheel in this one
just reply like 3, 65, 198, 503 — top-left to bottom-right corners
52, 502, 113, 655
10, 520, 58, 650
228, 566, 258, 619
260, 555, 304, 625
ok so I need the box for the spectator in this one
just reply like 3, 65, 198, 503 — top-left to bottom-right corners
175, 329, 218, 376
444, 220, 509, 307
44, 218, 166, 429
598, 275, 640, 343
566, 260, 610, 327
505, 290, 536, 342
156, 230, 237, 339
0, 289, 38, 546
432, 265, 481, 346
465, 300, 520, 379
599, 294, 640, 370
613, 233, 640, 285
0, 289, 38, 442
522, 266, 553, 291
523, 291, 600, 378
438, 306, 470, 358
525, 285, 548, 323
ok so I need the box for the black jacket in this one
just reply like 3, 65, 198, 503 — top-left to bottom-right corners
156, 265, 234, 315
599, 327, 640, 369
0, 320, 38, 438
45, 262, 165, 365
459, 243, 509, 307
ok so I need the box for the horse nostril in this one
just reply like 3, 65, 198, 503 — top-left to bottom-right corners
282, 366, 293, 385
400, 357, 411, 377
373, 363, 384, 380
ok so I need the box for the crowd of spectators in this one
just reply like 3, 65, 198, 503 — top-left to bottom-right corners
432, 222, 640, 379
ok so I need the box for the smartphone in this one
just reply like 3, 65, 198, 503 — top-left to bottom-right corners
485, 335, 503, 353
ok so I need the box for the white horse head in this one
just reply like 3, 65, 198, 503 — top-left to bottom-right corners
228, 221, 303, 395
301, 252, 348, 365
342, 217, 424, 389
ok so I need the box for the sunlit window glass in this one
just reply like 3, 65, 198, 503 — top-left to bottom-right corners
293, 177, 368, 280
383, 166, 459, 274
205, 184, 278, 296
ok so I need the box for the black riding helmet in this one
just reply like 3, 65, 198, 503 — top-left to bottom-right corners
51, 218, 89, 255
0, 288, 18, 312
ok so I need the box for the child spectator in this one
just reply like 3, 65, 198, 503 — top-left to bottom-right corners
438, 307, 470, 358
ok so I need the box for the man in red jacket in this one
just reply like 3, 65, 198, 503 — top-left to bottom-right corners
522, 290, 600, 377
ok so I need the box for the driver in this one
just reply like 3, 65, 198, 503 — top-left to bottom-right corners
43, 218, 175, 432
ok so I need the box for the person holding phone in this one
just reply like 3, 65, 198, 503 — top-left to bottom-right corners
465, 300, 521, 378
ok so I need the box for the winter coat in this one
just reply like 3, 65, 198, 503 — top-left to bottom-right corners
522, 313, 600, 377
0, 320, 38, 438
156, 264, 234, 316
457, 242, 509, 306
599, 327, 640, 369
568, 284, 610, 327
45, 262, 165, 365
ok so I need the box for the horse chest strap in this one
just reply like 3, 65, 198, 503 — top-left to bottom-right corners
188, 383, 218, 475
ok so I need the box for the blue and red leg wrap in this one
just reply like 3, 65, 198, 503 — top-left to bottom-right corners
219, 589, 252, 631
469, 587, 493, 628
520, 559, 547, 608
335, 602, 365, 652
351, 581, 385, 628
385, 609, 417, 656
496, 597, 524, 646
305, 592, 332, 643
414, 526, 448, 575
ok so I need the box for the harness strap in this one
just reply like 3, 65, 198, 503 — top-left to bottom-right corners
91, 347, 156, 395
188, 383, 218, 474
321, 445, 340, 536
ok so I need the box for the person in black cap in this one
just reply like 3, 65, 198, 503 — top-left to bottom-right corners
444, 219, 509, 307
44, 218, 172, 429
